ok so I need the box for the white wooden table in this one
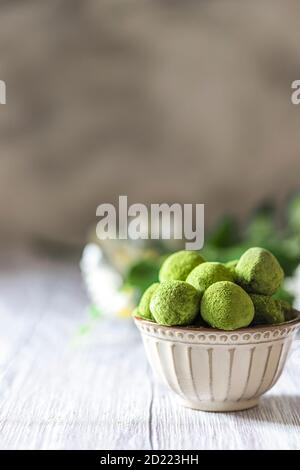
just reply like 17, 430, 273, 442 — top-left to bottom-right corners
1, 247, 300, 450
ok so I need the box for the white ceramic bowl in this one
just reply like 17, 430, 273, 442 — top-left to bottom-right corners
134, 312, 300, 412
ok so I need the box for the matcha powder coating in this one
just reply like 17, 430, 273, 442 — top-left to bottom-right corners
137, 282, 160, 320
250, 294, 284, 325
186, 262, 234, 296
236, 247, 284, 296
201, 281, 255, 330
159, 250, 205, 282
225, 259, 239, 279
136, 247, 288, 330
150, 280, 200, 326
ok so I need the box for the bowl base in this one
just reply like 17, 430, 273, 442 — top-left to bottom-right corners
177, 397, 259, 412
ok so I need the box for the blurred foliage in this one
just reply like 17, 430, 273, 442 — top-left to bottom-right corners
123, 258, 161, 295
272, 287, 294, 305
123, 194, 300, 303
206, 215, 241, 248
88, 304, 103, 319
203, 196, 300, 277
287, 193, 300, 233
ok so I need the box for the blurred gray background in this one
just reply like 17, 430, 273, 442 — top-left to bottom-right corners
1, 0, 300, 247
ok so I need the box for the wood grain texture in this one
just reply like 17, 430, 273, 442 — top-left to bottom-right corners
0, 248, 300, 450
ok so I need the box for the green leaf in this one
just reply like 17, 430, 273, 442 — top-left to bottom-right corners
207, 215, 240, 248
287, 194, 300, 233
123, 258, 160, 294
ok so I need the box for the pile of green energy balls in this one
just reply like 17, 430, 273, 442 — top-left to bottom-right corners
134, 247, 294, 330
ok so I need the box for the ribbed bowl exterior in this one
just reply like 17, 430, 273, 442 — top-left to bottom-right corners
134, 315, 300, 411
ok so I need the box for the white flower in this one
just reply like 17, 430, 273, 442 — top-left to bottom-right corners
80, 244, 134, 318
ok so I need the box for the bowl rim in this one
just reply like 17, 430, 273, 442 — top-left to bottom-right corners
134, 309, 300, 334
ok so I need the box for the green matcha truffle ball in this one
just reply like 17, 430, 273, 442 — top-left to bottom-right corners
275, 299, 293, 322
224, 259, 239, 279
150, 280, 200, 326
137, 283, 160, 320
159, 250, 205, 282
236, 247, 284, 295
132, 307, 140, 317
250, 294, 284, 325
201, 281, 254, 330
186, 262, 234, 296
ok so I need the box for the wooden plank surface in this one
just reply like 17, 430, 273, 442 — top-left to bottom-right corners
0, 247, 300, 450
